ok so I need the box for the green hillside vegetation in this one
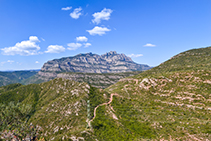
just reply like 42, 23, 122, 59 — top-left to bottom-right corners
0, 78, 110, 140
0, 83, 22, 93
0, 71, 38, 87
144, 46, 211, 75
23, 71, 142, 88
105, 70, 211, 140
0, 47, 211, 140
103, 47, 211, 140
0, 102, 37, 140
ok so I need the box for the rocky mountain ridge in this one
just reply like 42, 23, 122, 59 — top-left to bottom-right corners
40, 51, 151, 73
23, 51, 150, 88
1, 46, 211, 140
25, 71, 142, 88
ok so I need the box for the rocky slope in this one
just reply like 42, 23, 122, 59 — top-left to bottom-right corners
23, 51, 150, 88
104, 70, 211, 140
101, 47, 211, 140
1, 47, 211, 140
40, 51, 150, 73
24, 71, 142, 88
0, 78, 108, 140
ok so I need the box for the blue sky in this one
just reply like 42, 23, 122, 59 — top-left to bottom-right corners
0, 0, 211, 71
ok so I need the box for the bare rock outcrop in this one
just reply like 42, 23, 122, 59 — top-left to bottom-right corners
40, 51, 151, 73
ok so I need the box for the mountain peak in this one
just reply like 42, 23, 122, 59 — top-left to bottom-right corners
40, 51, 151, 73
86, 52, 93, 55
101, 51, 117, 56
108, 51, 117, 55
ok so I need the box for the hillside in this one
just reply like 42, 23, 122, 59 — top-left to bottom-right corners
104, 70, 211, 140
100, 47, 211, 140
0, 78, 108, 140
1, 47, 211, 140
144, 46, 211, 75
0, 70, 38, 86
23, 51, 150, 88
24, 71, 142, 88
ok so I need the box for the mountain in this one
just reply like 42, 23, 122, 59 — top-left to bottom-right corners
103, 47, 211, 140
1, 47, 211, 140
40, 51, 150, 73
0, 78, 109, 140
0, 70, 38, 86
23, 71, 142, 88
144, 46, 211, 75
23, 51, 151, 88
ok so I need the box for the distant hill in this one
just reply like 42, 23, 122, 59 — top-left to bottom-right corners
144, 46, 211, 75
2, 47, 211, 140
23, 71, 143, 88
104, 46, 211, 140
0, 70, 38, 86
2, 69, 40, 72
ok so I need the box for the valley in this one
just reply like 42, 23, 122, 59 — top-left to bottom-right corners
0, 70, 38, 86
0, 47, 211, 140
1, 1, 210, 140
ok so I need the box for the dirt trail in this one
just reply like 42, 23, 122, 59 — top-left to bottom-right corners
88, 93, 119, 127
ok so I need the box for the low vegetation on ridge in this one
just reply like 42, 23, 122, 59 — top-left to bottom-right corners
1, 47, 211, 140
0, 71, 38, 87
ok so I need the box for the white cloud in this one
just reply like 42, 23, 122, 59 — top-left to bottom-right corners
143, 43, 156, 47
1, 36, 40, 56
84, 43, 91, 48
92, 8, 113, 24
76, 36, 88, 42
61, 6, 72, 11
86, 26, 111, 36
128, 54, 143, 58
67, 43, 82, 50
35, 61, 39, 64
1, 60, 14, 65
45, 45, 65, 53
29, 36, 40, 42
70, 7, 82, 19
7, 60, 14, 63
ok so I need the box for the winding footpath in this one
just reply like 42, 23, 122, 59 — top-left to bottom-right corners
88, 93, 120, 127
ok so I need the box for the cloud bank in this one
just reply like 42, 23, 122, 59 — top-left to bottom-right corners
1, 36, 40, 56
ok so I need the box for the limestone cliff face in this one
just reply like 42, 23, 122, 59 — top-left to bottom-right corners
23, 51, 151, 88
40, 51, 151, 73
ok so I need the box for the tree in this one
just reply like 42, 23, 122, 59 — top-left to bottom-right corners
0, 102, 38, 140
